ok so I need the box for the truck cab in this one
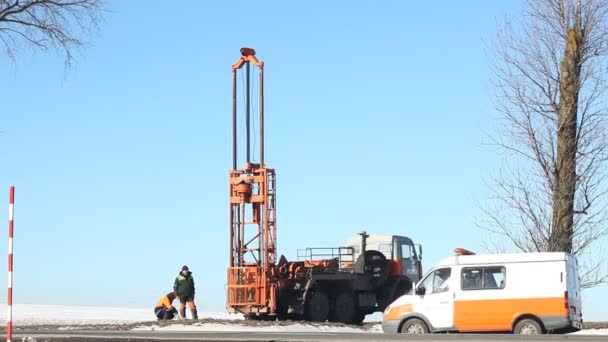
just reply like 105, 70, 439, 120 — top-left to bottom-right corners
344, 233, 423, 284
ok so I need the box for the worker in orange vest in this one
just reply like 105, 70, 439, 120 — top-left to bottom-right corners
154, 292, 178, 320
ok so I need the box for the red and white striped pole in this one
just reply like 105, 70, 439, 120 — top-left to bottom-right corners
7, 186, 14, 342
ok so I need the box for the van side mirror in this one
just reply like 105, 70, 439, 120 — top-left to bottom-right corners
415, 286, 426, 296
418, 245, 423, 259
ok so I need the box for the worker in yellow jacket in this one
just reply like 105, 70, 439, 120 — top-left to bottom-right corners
154, 292, 178, 320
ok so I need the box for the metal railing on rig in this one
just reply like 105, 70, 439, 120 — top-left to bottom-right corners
297, 247, 356, 270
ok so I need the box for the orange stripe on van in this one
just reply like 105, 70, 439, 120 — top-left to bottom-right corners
384, 304, 412, 320
454, 297, 567, 331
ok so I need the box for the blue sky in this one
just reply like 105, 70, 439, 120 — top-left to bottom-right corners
1, 0, 606, 321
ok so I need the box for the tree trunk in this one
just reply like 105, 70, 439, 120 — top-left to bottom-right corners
550, 29, 581, 253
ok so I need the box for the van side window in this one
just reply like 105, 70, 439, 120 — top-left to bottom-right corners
484, 267, 505, 289
433, 268, 451, 293
419, 271, 435, 294
418, 268, 451, 294
462, 268, 482, 290
461, 266, 506, 290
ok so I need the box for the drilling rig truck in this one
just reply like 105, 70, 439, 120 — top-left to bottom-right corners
226, 48, 424, 324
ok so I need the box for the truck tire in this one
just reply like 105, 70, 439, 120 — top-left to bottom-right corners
352, 311, 365, 325
305, 290, 329, 322
329, 292, 356, 324
400, 318, 429, 334
276, 304, 288, 321
513, 318, 543, 335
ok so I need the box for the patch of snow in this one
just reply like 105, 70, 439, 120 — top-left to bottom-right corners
364, 312, 382, 322
0, 304, 241, 326
366, 323, 383, 333
569, 328, 608, 335
134, 322, 380, 333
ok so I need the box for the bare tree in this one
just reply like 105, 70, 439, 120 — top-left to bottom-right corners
481, 0, 608, 288
0, 0, 103, 67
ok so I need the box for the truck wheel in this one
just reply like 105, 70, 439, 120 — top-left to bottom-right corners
276, 303, 288, 321
305, 290, 329, 322
352, 311, 365, 324
276, 311, 288, 321
329, 292, 356, 324
401, 318, 429, 334
513, 318, 542, 335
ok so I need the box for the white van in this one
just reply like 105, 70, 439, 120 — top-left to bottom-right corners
381, 249, 583, 335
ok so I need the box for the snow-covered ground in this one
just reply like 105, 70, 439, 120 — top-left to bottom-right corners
0, 304, 240, 325
0, 304, 605, 335
570, 329, 608, 335
0, 304, 378, 333
133, 322, 381, 333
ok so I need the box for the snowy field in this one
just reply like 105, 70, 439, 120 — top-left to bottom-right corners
0, 304, 379, 333
0, 304, 605, 335
0, 304, 241, 325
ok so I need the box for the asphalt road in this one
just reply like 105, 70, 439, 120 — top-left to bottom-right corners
4, 331, 607, 342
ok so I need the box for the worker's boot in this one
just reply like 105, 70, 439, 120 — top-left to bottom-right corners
191, 308, 198, 320
179, 308, 186, 319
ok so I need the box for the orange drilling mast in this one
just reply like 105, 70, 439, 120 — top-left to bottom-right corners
227, 48, 278, 316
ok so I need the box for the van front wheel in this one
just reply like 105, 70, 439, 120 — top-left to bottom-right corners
400, 318, 429, 334
514, 318, 542, 335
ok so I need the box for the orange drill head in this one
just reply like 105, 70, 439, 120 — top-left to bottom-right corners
240, 47, 256, 57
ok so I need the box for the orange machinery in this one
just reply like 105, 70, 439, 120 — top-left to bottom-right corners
227, 48, 278, 316
226, 48, 423, 323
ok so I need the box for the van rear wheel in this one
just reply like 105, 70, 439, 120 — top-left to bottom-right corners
400, 318, 429, 334
514, 318, 542, 335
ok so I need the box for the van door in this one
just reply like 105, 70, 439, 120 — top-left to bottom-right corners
567, 256, 583, 329
455, 266, 508, 331
416, 267, 454, 329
